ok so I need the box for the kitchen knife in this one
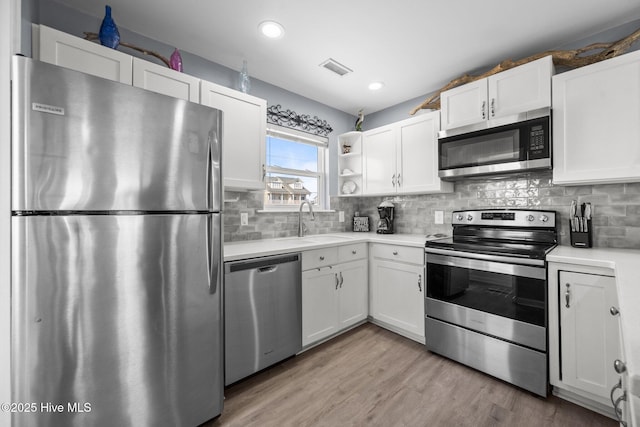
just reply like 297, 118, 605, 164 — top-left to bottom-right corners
570, 200, 577, 232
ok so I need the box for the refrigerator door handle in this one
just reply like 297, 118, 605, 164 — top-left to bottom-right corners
207, 134, 213, 210
207, 214, 219, 294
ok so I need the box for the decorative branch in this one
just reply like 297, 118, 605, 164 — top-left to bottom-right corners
267, 104, 333, 136
410, 26, 640, 114
83, 32, 171, 68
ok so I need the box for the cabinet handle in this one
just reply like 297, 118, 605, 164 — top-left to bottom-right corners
490, 98, 495, 117
481, 101, 486, 119
614, 359, 627, 374
397, 173, 401, 187
610, 378, 627, 426
565, 283, 570, 308
335, 273, 339, 290
262, 164, 266, 181
610, 306, 620, 316
351, 250, 357, 255
339, 272, 344, 288
320, 256, 325, 261
418, 274, 422, 292
391, 174, 396, 187
393, 251, 398, 255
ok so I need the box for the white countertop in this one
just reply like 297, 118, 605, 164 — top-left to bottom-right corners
224, 232, 435, 262
548, 246, 640, 425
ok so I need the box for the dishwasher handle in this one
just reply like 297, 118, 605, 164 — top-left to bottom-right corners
227, 253, 301, 273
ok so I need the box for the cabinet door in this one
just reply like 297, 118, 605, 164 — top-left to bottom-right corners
440, 79, 487, 130
370, 259, 424, 339
488, 55, 552, 120
397, 111, 451, 194
302, 268, 339, 346
132, 58, 200, 102
560, 271, 620, 399
338, 260, 368, 328
200, 81, 266, 190
552, 51, 640, 185
362, 125, 397, 195
37, 25, 133, 84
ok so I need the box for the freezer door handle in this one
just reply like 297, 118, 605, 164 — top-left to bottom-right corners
207, 214, 220, 294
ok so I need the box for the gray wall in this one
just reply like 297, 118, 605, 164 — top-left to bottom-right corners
226, 171, 640, 250
31, 2, 640, 248
35, 0, 354, 197
365, 17, 640, 130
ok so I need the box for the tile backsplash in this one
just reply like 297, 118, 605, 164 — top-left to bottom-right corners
224, 171, 640, 249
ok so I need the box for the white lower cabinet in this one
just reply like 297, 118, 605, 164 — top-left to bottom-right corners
302, 244, 367, 347
369, 244, 425, 342
548, 262, 622, 417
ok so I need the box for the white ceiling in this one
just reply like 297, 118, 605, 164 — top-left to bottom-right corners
54, 0, 640, 116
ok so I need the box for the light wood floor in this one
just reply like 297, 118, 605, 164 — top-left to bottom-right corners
206, 323, 616, 427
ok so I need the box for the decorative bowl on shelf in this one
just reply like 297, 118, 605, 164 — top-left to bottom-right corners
342, 180, 357, 194
342, 168, 353, 175
342, 144, 351, 154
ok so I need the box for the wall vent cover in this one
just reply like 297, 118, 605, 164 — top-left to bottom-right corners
319, 58, 353, 76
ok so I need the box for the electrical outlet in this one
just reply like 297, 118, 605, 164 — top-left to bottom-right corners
338, 211, 345, 222
240, 212, 248, 226
435, 210, 444, 225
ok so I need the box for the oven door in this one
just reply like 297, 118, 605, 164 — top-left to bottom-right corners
425, 251, 547, 351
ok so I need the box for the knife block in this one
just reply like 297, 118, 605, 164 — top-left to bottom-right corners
569, 219, 593, 248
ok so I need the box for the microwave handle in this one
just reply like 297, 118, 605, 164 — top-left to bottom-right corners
491, 98, 495, 117
481, 101, 486, 120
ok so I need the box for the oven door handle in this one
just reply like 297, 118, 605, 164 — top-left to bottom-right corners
424, 246, 545, 267
426, 253, 545, 280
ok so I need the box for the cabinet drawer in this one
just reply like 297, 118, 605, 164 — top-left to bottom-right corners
302, 247, 339, 270
338, 243, 367, 262
371, 243, 424, 265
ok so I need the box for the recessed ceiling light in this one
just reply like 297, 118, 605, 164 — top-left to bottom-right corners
258, 21, 285, 39
368, 81, 385, 91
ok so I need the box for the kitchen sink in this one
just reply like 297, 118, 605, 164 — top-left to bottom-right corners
300, 235, 355, 244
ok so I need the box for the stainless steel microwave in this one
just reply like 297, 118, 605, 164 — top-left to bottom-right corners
438, 114, 551, 180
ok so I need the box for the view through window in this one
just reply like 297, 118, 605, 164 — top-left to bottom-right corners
264, 125, 327, 210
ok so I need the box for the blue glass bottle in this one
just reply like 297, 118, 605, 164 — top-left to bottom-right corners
99, 5, 120, 49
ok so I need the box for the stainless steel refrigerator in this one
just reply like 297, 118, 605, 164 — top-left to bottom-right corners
10, 56, 224, 427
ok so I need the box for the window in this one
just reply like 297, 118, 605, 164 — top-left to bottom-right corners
264, 124, 328, 210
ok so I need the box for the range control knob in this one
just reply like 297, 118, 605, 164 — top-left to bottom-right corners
539, 214, 549, 223
466, 214, 474, 222
456, 214, 464, 221
526, 215, 535, 222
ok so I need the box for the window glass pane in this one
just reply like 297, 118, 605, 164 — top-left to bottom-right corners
266, 136, 318, 172
265, 173, 319, 207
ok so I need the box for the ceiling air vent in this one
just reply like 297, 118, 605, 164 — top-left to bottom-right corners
319, 58, 353, 77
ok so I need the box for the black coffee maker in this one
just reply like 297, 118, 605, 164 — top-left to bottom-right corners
376, 201, 395, 234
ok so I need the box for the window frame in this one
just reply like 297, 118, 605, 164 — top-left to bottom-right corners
263, 124, 329, 211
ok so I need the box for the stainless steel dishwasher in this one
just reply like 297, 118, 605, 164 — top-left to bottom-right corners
224, 253, 302, 385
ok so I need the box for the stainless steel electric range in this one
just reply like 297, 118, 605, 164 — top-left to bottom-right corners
424, 209, 557, 397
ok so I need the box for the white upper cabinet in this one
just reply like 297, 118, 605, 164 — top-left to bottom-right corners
36, 24, 133, 84
440, 79, 487, 130
552, 50, 640, 185
441, 55, 553, 131
362, 111, 452, 196
132, 58, 200, 102
362, 124, 396, 194
200, 81, 267, 191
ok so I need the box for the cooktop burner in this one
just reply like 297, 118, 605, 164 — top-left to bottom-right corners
425, 209, 558, 260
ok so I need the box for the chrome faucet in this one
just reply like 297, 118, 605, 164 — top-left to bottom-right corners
298, 200, 315, 237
